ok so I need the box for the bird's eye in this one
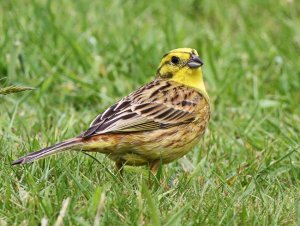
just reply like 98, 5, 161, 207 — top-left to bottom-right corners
171, 56, 180, 65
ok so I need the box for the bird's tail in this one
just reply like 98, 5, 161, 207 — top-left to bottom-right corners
12, 137, 83, 165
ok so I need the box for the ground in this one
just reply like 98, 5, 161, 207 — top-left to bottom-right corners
0, 0, 300, 225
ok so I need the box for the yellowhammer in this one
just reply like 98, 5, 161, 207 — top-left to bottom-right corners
12, 48, 211, 173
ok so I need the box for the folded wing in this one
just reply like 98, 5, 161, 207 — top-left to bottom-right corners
81, 79, 203, 137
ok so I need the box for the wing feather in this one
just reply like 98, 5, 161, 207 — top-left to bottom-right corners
81, 79, 203, 137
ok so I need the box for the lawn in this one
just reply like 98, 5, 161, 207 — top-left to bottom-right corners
0, 0, 300, 225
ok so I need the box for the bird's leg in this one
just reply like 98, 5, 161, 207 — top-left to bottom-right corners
115, 160, 125, 175
150, 160, 161, 175
149, 160, 169, 189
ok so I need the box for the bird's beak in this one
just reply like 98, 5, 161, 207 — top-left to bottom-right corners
187, 54, 204, 68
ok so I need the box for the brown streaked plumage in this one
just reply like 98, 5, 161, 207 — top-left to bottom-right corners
12, 48, 210, 174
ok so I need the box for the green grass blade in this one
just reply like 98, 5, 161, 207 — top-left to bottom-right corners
141, 183, 160, 226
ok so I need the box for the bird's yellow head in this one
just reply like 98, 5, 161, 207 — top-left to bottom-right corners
156, 48, 207, 96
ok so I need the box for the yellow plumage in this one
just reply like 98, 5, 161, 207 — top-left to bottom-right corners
12, 48, 211, 173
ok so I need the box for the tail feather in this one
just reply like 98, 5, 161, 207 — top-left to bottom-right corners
12, 138, 83, 165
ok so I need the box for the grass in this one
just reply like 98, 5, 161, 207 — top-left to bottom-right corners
0, 86, 34, 95
0, 0, 300, 225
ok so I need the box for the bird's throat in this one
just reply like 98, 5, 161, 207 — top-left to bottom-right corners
171, 68, 208, 99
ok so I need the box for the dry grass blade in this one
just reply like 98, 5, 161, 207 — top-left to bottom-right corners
41, 217, 48, 226
54, 198, 70, 226
0, 86, 34, 95
94, 192, 106, 226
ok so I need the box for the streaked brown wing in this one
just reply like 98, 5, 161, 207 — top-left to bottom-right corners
81, 79, 203, 138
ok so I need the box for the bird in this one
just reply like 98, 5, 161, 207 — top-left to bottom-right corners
12, 48, 211, 174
